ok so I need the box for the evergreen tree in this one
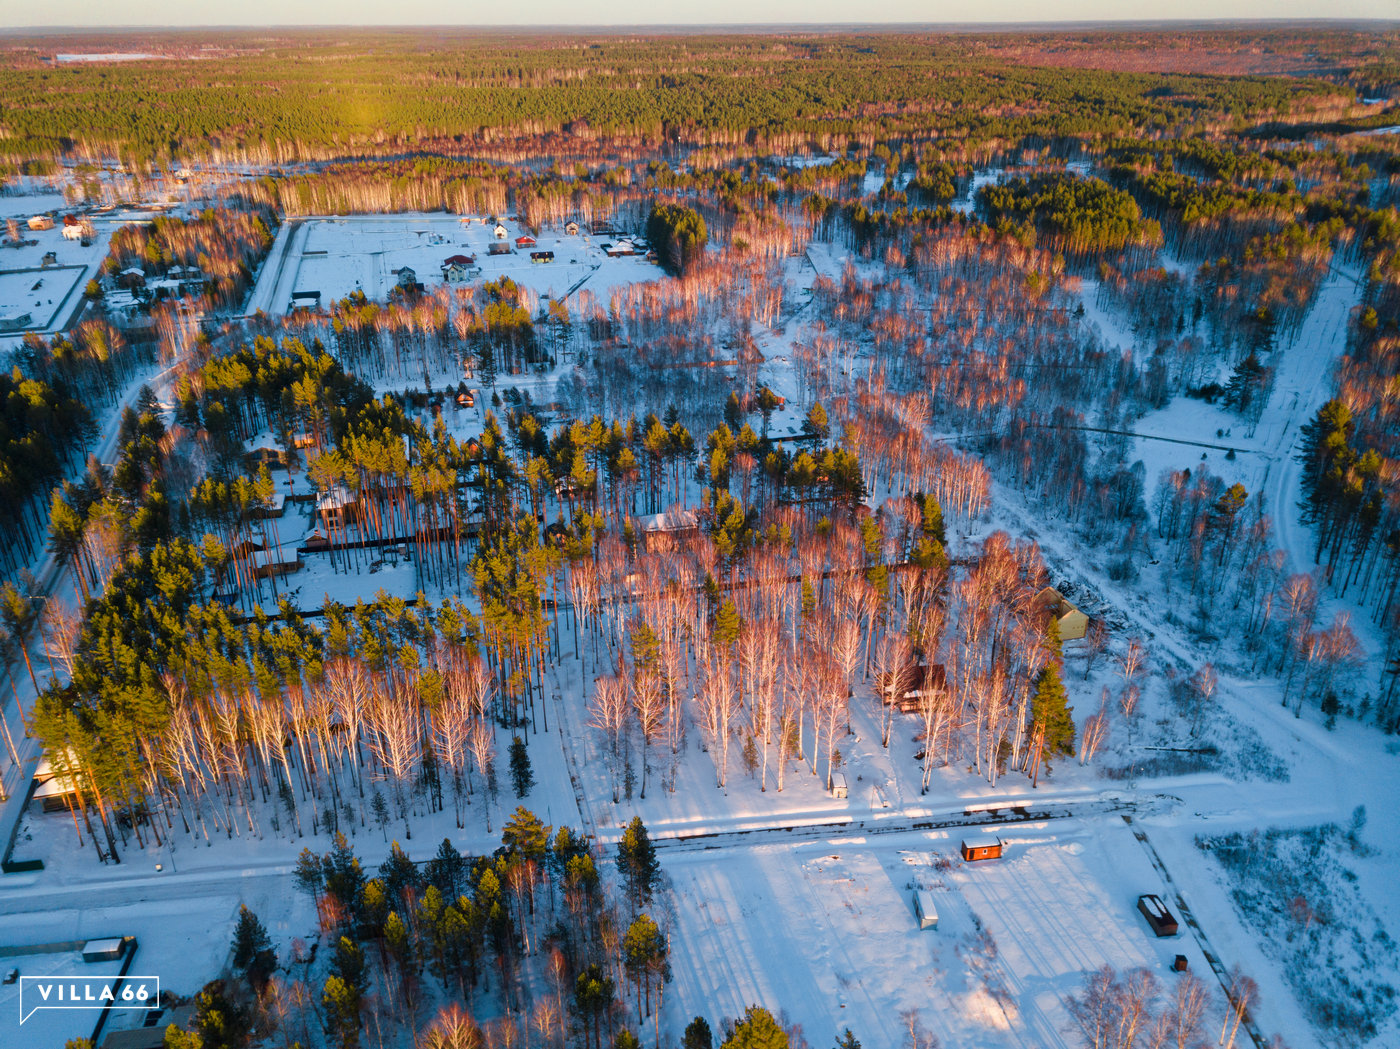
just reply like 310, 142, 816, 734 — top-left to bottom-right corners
646, 202, 708, 276
574, 963, 615, 1049
509, 734, 535, 797
425, 837, 466, 899
834, 1031, 862, 1049
1032, 663, 1076, 759
617, 816, 661, 907
502, 806, 552, 862
721, 1006, 789, 1049
684, 1017, 715, 1049
230, 905, 276, 989
322, 974, 361, 1049
378, 841, 422, 908
329, 935, 367, 994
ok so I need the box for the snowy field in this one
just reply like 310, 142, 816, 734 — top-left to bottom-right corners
246, 214, 663, 317
0, 946, 126, 1049
663, 819, 1225, 1049
0, 266, 87, 331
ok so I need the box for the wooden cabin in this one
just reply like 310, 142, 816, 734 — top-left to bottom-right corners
960, 836, 1003, 862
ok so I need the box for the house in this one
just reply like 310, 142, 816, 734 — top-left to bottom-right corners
250, 546, 302, 579
100, 1004, 198, 1049
1137, 894, 1179, 937
638, 509, 699, 552
515, 235, 537, 248
288, 289, 321, 312
604, 239, 638, 258
31, 751, 82, 812
878, 662, 946, 713
960, 836, 1003, 862
913, 890, 939, 930
488, 242, 511, 256
493, 223, 508, 240
1034, 586, 1089, 642
395, 266, 422, 293
62, 223, 86, 241
441, 254, 475, 282
27, 215, 54, 231
530, 250, 555, 264
252, 492, 287, 519
564, 221, 580, 235
317, 483, 357, 529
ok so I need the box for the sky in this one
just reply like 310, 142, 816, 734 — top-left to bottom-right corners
3, 1, 1397, 29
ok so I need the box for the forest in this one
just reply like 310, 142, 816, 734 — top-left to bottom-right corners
1, 22, 1399, 1049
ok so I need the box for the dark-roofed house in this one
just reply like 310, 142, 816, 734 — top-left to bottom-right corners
530, 250, 555, 264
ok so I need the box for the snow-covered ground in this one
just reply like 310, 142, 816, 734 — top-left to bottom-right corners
244, 214, 662, 318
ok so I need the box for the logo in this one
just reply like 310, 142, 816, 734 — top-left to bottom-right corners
19, 976, 159, 1025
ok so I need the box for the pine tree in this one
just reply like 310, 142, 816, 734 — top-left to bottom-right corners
425, 838, 466, 898
684, 1017, 714, 1049
721, 1006, 789, 1049
1032, 663, 1076, 759
322, 975, 361, 1049
617, 816, 661, 907
230, 905, 276, 989
509, 734, 535, 797
834, 1031, 862, 1049
502, 806, 552, 862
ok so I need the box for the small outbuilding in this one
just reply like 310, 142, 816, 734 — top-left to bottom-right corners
960, 836, 1003, 862
289, 289, 321, 312
28, 215, 54, 231
913, 890, 939, 930
82, 938, 127, 963
1138, 894, 1179, 937
831, 772, 848, 799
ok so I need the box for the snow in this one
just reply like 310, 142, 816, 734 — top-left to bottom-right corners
0, 947, 126, 1049
664, 819, 1229, 1049
242, 214, 665, 318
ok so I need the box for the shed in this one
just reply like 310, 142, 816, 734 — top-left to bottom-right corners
913, 890, 939, 930
1138, 894, 1179, 937
82, 938, 126, 963
831, 772, 847, 799
0, 312, 33, 333
28, 215, 54, 231
1034, 586, 1089, 642
960, 836, 1003, 862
